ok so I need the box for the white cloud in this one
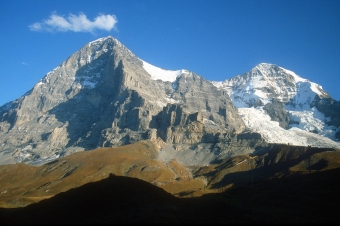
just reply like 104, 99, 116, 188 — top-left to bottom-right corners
29, 12, 118, 33
21, 62, 29, 66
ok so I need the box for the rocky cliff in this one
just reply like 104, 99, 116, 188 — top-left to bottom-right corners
0, 36, 256, 166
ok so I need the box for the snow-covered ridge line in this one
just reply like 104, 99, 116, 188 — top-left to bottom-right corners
141, 60, 186, 82
209, 63, 329, 108
280, 67, 306, 83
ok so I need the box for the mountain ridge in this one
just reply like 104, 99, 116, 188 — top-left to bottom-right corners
211, 62, 340, 144
0, 36, 252, 166
0, 36, 339, 166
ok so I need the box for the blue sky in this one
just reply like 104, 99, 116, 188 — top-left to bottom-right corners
1, 0, 340, 106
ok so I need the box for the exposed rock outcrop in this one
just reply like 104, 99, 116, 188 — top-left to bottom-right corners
313, 97, 340, 128
263, 99, 290, 129
0, 36, 248, 166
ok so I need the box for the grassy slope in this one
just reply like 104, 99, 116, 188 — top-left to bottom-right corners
0, 168, 340, 223
0, 141, 204, 208
1, 143, 340, 223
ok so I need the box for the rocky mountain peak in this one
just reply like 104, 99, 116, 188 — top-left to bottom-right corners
0, 36, 249, 166
253, 63, 302, 81
1, 36, 337, 167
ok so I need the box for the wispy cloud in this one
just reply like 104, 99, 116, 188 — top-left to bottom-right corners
21, 62, 29, 66
29, 12, 118, 33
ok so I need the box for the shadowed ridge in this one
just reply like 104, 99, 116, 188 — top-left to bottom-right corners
0, 141, 206, 208
196, 144, 340, 190
1, 167, 340, 223
0, 175, 178, 223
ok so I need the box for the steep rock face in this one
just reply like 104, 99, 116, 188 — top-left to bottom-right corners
0, 36, 247, 166
157, 104, 205, 144
155, 105, 266, 166
263, 99, 290, 129
0, 37, 127, 164
311, 97, 340, 141
165, 72, 245, 134
313, 97, 340, 128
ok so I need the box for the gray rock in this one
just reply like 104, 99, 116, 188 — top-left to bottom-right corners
313, 97, 340, 128
263, 99, 291, 129
0, 36, 248, 166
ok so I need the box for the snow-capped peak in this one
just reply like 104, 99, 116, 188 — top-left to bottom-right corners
254, 63, 306, 82
211, 63, 330, 108
88, 36, 116, 46
141, 60, 185, 82
210, 63, 339, 148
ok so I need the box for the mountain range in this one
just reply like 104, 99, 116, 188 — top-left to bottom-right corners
0, 36, 339, 167
1, 36, 340, 222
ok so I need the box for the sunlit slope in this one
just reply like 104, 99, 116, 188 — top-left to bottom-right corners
0, 141, 204, 208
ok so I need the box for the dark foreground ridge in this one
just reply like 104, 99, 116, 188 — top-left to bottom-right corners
1, 169, 340, 224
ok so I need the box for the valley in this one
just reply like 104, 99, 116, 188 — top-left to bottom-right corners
0, 141, 339, 223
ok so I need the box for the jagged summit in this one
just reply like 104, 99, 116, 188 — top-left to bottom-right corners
0, 37, 339, 166
88, 36, 115, 45
0, 36, 247, 166
211, 63, 330, 108
254, 63, 305, 82
211, 63, 339, 146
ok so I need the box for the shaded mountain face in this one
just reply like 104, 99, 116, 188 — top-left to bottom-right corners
212, 63, 340, 146
3, 169, 340, 224
0, 36, 250, 166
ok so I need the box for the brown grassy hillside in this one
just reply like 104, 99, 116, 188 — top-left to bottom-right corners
1, 168, 340, 223
0, 141, 204, 208
1, 142, 340, 223
194, 144, 340, 192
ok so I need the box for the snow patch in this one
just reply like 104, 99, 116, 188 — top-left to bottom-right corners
141, 60, 183, 82
310, 82, 324, 96
280, 67, 306, 83
210, 81, 224, 89
288, 107, 338, 140
286, 81, 317, 110
88, 37, 110, 46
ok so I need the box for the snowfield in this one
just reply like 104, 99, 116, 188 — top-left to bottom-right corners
288, 107, 338, 140
239, 107, 340, 149
142, 60, 184, 82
